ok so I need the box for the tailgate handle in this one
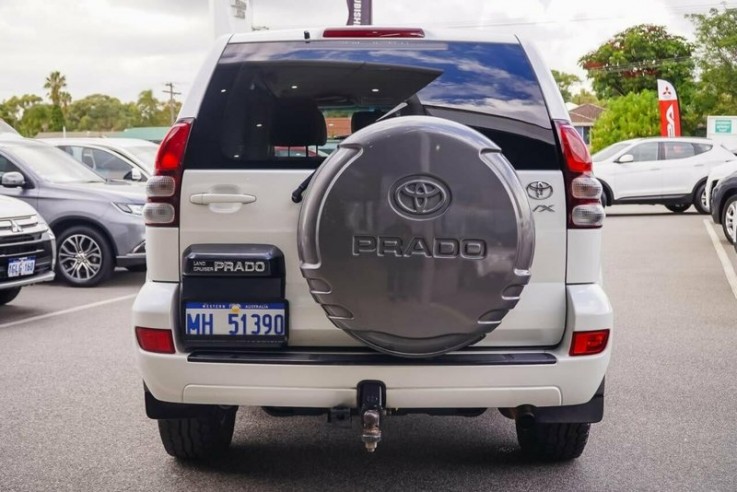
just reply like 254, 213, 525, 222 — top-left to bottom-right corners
189, 193, 257, 205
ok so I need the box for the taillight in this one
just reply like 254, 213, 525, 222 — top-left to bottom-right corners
144, 119, 192, 227
555, 120, 605, 229
135, 327, 175, 354
323, 27, 425, 38
570, 329, 610, 356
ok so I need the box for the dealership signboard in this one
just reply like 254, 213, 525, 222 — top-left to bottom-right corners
707, 116, 737, 152
346, 0, 372, 25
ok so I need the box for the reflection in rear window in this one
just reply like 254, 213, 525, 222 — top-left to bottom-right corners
184, 40, 558, 171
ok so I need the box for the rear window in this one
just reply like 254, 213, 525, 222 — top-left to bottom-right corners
184, 40, 559, 171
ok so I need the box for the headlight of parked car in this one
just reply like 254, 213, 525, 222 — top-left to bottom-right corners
114, 203, 145, 216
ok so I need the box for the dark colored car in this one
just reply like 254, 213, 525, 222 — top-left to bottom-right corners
710, 170, 737, 243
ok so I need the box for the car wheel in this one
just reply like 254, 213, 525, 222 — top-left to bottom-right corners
516, 421, 590, 461
693, 183, 709, 214
157, 407, 237, 460
721, 195, 737, 244
0, 287, 22, 306
56, 226, 114, 287
665, 204, 691, 213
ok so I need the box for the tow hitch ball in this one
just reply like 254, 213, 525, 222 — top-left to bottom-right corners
358, 381, 385, 453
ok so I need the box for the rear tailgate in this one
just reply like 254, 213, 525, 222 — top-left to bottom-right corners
176, 33, 568, 348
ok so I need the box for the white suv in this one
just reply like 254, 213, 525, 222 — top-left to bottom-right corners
133, 27, 612, 462
593, 137, 736, 214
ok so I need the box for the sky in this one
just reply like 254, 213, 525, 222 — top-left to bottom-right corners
0, 0, 730, 104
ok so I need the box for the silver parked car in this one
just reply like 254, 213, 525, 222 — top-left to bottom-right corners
0, 139, 146, 287
42, 137, 157, 182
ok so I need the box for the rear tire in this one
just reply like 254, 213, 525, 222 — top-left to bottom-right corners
693, 182, 708, 215
721, 195, 737, 244
516, 421, 590, 461
157, 407, 237, 460
0, 287, 21, 306
665, 203, 690, 213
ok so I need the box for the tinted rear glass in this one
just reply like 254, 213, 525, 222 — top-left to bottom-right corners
185, 40, 559, 171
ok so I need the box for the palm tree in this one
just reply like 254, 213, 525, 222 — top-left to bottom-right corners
44, 71, 67, 107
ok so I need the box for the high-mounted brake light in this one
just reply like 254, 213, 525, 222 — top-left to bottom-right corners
570, 329, 610, 356
323, 27, 425, 38
144, 119, 192, 227
136, 327, 175, 354
555, 120, 605, 229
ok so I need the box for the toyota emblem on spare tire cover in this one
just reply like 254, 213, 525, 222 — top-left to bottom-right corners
526, 181, 553, 200
390, 175, 451, 219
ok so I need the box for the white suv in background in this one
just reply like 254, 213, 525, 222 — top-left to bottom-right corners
133, 27, 612, 462
593, 137, 736, 214
0, 195, 55, 305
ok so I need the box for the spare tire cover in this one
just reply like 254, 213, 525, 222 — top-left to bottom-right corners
298, 116, 534, 358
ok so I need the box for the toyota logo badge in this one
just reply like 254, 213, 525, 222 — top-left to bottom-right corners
390, 175, 451, 219
526, 181, 553, 200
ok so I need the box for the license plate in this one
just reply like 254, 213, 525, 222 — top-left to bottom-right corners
184, 302, 287, 337
8, 256, 35, 278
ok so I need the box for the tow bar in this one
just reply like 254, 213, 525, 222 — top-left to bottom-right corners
358, 380, 385, 453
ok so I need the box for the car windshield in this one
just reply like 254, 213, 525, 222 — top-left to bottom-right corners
8, 145, 105, 183
592, 142, 630, 162
122, 145, 157, 172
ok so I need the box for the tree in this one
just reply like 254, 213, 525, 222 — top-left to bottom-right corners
571, 89, 602, 106
134, 90, 172, 127
687, 8, 737, 116
65, 94, 136, 131
590, 90, 660, 152
579, 25, 694, 99
0, 94, 43, 129
551, 70, 581, 102
18, 104, 54, 137
44, 71, 67, 107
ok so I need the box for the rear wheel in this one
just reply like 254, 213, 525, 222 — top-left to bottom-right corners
0, 287, 21, 306
157, 407, 237, 460
693, 183, 708, 215
56, 226, 114, 287
665, 203, 690, 213
516, 421, 590, 461
721, 195, 737, 244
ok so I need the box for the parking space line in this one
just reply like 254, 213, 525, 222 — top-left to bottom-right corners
0, 293, 137, 329
704, 219, 737, 301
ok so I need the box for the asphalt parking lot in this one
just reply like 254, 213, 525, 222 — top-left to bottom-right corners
2, 205, 737, 491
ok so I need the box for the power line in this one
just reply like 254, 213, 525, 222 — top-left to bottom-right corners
163, 82, 181, 125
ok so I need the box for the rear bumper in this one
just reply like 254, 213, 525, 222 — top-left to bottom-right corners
133, 282, 612, 409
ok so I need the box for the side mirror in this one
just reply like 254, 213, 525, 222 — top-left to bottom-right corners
130, 168, 143, 181
617, 154, 634, 164
1, 171, 26, 188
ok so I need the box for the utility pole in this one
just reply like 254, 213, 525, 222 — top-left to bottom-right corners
163, 82, 181, 125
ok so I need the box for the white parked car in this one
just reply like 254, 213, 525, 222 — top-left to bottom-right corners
0, 195, 55, 305
133, 27, 611, 462
41, 138, 157, 182
592, 137, 737, 214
